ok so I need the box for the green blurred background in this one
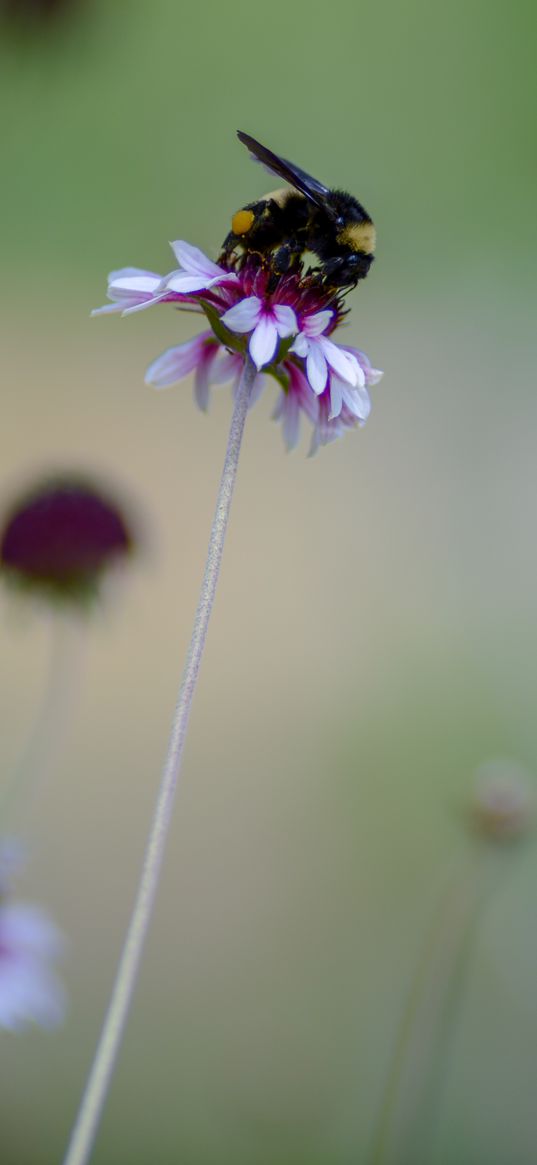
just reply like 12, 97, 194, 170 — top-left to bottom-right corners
1, 0, 537, 1161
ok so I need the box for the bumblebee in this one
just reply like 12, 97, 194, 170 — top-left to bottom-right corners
220, 131, 376, 291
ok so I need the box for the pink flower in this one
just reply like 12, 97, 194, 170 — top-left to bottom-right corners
220, 296, 297, 369
0, 901, 66, 1030
93, 240, 382, 454
290, 309, 364, 416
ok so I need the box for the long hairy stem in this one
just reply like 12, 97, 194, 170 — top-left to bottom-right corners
62, 357, 256, 1165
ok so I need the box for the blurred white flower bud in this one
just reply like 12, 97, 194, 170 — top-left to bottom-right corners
471, 758, 534, 841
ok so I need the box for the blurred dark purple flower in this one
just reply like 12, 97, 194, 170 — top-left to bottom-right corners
0, 475, 134, 607
0, 0, 82, 26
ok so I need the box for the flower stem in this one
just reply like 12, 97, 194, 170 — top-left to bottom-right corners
0, 614, 83, 828
62, 357, 256, 1165
369, 855, 489, 1165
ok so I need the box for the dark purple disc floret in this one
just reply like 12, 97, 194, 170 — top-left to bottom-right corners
0, 476, 133, 605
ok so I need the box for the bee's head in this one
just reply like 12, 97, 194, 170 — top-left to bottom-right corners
336, 218, 376, 258
323, 252, 374, 288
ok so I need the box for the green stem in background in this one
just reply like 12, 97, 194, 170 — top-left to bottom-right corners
62, 356, 256, 1165
369, 852, 495, 1165
0, 614, 84, 828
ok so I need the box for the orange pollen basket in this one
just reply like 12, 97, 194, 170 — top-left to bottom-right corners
232, 209, 255, 236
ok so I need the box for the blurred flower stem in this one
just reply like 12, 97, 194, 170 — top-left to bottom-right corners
62, 356, 256, 1165
370, 762, 534, 1164
370, 852, 495, 1165
0, 613, 83, 827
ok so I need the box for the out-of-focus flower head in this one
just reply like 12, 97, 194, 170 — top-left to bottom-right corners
0, 474, 134, 608
1, 0, 82, 28
0, 838, 66, 1031
470, 758, 535, 842
94, 240, 382, 455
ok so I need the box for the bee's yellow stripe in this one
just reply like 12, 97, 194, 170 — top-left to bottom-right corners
337, 221, 376, 254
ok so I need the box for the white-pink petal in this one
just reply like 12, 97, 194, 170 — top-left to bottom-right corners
210, 350, 241, 385
272, 304, 298, 336
170, 240, 226, 279
109, 274, 161, 295
343, 345, 383, 387
165, 272, 221, 294
272, 392, 297, 450
91, 267, 166, 317
342, 382, 371, 421
321, 338, 363, 386
121, 294, 169, 316
145, 333, 209, 389
194, 345, 239, 411
91, 303, 124, 317
290, 328, 361, 396
194, 352, 215, 412
250, 316, 278, 368
108, 267, 159, 285
221, 296, 262, 332
306, 344, 329, 394
289, 333, 308, 358
302, 310, 333, 337
329, 378, 344, 419
248, 373, 266, 408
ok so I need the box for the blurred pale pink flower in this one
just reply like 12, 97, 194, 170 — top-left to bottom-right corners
0, 901, 66, 1031
471, 759, 535, 841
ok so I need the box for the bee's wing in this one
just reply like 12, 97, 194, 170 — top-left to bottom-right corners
237, 131, 332, 212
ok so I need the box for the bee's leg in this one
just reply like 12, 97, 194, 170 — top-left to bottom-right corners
272, 240, 303, 275
218, 231, 239, 266
267, 242, 304, 293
